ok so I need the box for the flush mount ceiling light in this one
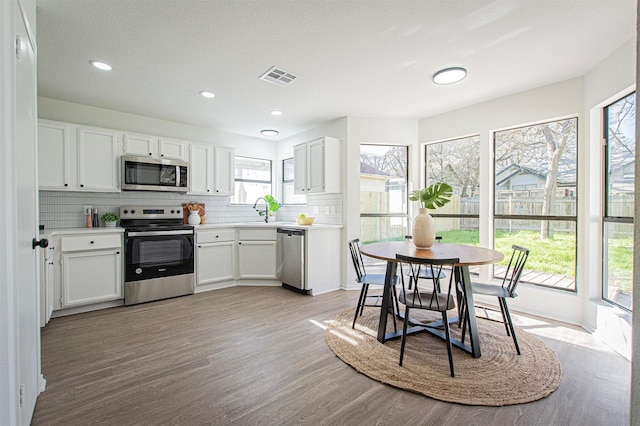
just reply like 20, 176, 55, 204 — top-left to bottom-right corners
199, 91, 215, 98
270, 110, 283, 116
89, 60, 112, 71
432, 67, 467, 85
260, 129, 279, 137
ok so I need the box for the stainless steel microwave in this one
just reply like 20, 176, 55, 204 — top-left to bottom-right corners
121, 155, 189, 192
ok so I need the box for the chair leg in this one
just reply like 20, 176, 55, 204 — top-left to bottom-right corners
352, 283, 368, 329
497, 297, 511, 336
399, 306, 410, 366
442, 311, 455, 377
500, 298, 521, 355
359, 283, 370, 316
460, 300, 468, 345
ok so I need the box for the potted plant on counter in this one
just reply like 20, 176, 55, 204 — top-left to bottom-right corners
264, 195, 281, 217
100, 212, 119, 227
408, 182, 453, 249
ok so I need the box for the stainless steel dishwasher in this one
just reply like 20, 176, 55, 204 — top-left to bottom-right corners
277, 228, 307, 294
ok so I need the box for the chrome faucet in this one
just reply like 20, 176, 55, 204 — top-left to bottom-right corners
252, 197, 269, 223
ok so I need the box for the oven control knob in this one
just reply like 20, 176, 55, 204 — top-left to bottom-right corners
131, 209, 136, 214
123, 210, 128, 214
176, 209, 181, 214
171, 210, 175, 214
135, 268, 142, 275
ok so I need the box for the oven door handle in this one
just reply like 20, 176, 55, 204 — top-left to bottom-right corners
127, 230, 194, 237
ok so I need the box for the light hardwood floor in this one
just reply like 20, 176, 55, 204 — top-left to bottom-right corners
33, 286, 630, 425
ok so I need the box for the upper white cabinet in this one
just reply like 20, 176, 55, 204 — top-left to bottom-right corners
38, 120, 120, 192
293, 136, 341, 194
38, 120, 72, 190
77, 126, 120, 192
123, 132, 187, 160
188, 144, 234, 195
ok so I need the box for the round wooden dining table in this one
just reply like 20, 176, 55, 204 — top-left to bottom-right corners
359, 241, 504, 358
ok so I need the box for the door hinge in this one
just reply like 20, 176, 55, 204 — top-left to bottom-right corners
15, 35, 21, 59
19, 384, 24, 407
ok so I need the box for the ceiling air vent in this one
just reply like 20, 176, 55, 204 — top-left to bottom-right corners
259, 66, 298, 87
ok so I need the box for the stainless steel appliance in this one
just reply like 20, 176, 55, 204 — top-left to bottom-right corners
121, 155, 189, 192
276, 228, 307, 294
121, 206, 194, 305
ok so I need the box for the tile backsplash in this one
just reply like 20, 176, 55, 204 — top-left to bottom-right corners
39, 191, 343, 229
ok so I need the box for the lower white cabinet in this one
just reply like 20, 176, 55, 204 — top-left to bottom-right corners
58, 232, 123, 309
237, 228, 277, 280
196, 229, 235, 285
62, 250, 122, 307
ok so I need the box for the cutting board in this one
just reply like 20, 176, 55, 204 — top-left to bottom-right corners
182, 202, 206, 224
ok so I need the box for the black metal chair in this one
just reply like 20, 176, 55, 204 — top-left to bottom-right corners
396, 254, 459, 377
404, 235, 445, 288
348, 238, 399, 331
460, 245, 530, 355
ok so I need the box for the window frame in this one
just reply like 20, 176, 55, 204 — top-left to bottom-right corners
602, 91, 635, 311
230, 155, 272, 205
492, 116, 579, 292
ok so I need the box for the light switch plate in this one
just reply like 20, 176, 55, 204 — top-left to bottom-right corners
313, 206, 319, 214
325, 206, 330, 215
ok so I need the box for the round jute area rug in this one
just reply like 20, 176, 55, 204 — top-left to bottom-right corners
325, 307, 562, 406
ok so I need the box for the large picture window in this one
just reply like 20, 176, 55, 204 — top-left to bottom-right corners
494, 117, 578, 291
360, 145, 408, 243
425, 135, 480, 246
230, 156, 272, 204
603, 92, 635, 310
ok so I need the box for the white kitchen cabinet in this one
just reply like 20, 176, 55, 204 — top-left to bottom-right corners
38, 120, 72, 190
77, 125, 120, 192
60, 233, 123, 308
196, 229, 236, 285
293, 136, 341, 194
123, 132, 187, 160
237, 228, 277, 279
188, 144, 234, 195
40, 242, 56, 326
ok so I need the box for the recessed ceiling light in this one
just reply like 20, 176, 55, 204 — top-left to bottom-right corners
89, 60, 112, 71
271, 110, 283, 116
433, 67, 467, 85
260, 129, 279, 137
199, 91, 215, 98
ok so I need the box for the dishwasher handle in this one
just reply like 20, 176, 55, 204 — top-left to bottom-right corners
277, 228, 305, 236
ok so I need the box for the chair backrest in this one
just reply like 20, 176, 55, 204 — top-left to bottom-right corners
501, 245, 530, 295
396, 254, 459, 311
347, 238, 366, 283
405, 235, 442, 242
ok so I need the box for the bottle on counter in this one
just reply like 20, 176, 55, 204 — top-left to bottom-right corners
92, 208, 99, 227
86, 212, 92, 228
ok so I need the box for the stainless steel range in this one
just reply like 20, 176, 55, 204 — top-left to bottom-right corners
120, 206, 195, 305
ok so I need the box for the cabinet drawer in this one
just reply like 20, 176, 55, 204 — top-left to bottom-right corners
238, 228, 277, 241
197, 229, 235, 244
61, 234, 121, 252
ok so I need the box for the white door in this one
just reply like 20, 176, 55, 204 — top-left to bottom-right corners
15, 5, 42, 424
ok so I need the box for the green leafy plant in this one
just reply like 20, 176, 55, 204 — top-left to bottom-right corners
409, 182, 453, 209
100, 212, 119, 223
264, 195, 281, 213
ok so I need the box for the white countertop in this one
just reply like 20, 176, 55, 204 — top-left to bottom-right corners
41, 222, 342, 235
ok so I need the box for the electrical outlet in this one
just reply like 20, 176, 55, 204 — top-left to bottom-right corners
325, 206, 330, 215
84, 206, 92, 215
313, 206, 319, 214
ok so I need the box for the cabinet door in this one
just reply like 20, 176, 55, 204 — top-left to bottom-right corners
77, 126, 120, 192
158, 137, 187, 160
213, 146, 234, 195
293, 143, 308, 193
38, 120, 72, 190
197, 241, 235, 285
62, 249, 122, 307
189, 143, 213, 194
123, 132, 156, 157
306, 138, 325, 193
237, 241, 277, 279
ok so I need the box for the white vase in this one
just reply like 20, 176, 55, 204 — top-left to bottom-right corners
188, 210, 201, 225
412, 207, 435, 250
104, 221, 116, 227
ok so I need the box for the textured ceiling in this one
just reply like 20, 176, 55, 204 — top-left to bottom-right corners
36, 0, 636, 140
